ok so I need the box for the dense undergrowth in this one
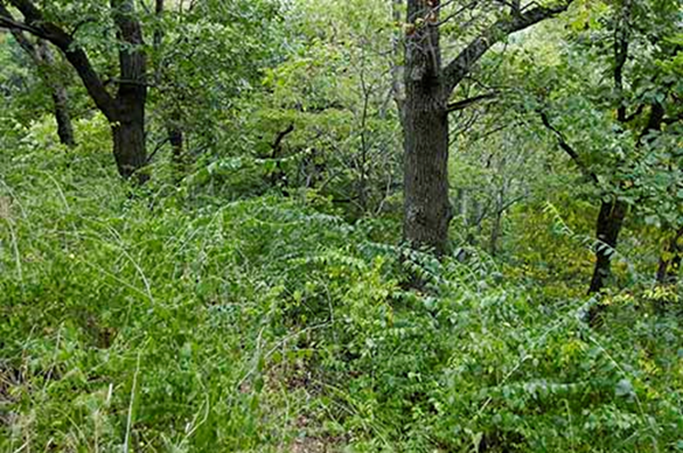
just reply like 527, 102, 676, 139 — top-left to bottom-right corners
1, 118, 683, 452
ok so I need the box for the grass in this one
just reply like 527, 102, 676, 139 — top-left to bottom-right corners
1, 117, 683, 452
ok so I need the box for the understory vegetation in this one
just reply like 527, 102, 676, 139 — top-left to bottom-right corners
1, 0, 682, 451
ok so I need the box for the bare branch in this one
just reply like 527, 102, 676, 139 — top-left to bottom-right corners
446, 90, 499, 113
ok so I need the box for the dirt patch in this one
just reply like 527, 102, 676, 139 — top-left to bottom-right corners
0, 196, 11, 220
291, 436, 335, 453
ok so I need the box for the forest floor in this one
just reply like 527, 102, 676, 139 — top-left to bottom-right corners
1, 124, 682, 452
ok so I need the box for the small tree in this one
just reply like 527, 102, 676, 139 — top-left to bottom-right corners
4, 27, 75, 147
0, 0, 148, 181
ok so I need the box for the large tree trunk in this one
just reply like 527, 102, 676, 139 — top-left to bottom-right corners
111, 0, 148, 182
112, 117, 146, 181
400, 0, 572, 256
402, 0, 452, 256
1, 0, 149, 180
403, 92, 452, 255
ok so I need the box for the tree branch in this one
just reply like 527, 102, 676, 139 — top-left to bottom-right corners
442, 0, 574, 96
446, 91, 499, 113
4, 0, 118, 120
538, 110, 599, 185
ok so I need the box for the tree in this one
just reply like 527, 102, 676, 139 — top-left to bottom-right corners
2, 24, 75, 146
527, 0, 681, 308
0, 0, 148, 181
401, 0, 575, 256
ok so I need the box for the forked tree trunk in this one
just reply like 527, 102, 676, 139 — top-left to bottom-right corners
0, 0, 148, 182
400, 0, 573, 256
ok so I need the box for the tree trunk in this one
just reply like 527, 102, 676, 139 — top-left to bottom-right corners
402, 0, 452, 256
36, 41, 75, 147
111, 0, 148, 182
1, 0, 149, 181
588, 198, 627, 295
50, 85, 75, 147
112, 115, 147, 182
9, 30, 76, 147
400, 0, 572, 256
586, 198, 627, 324
403, 91, 452, 255
169, 123, 184, 176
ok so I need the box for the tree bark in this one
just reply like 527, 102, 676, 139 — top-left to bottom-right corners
403, 0, 451, 255
37, 41, 75, 147
112, 117, 146, 180
588, 198, 627, 294
403, 90, 452, 255
50, 81, 75, 146
111, 0, 148, 182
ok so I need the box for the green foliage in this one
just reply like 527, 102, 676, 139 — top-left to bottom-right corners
2, 116, 683, 452
2, 0, 683, 451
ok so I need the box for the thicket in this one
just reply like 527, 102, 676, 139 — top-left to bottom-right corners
1, 0, 682, 452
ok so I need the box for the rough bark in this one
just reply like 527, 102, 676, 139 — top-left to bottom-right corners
112, 120, 146, 180
403, 0, 451, 255
49, 82, 75, 146
111, 0, 148, 182
403, 90, 452, 255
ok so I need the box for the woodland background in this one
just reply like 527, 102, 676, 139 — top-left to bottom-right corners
0, 0, 682, 451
